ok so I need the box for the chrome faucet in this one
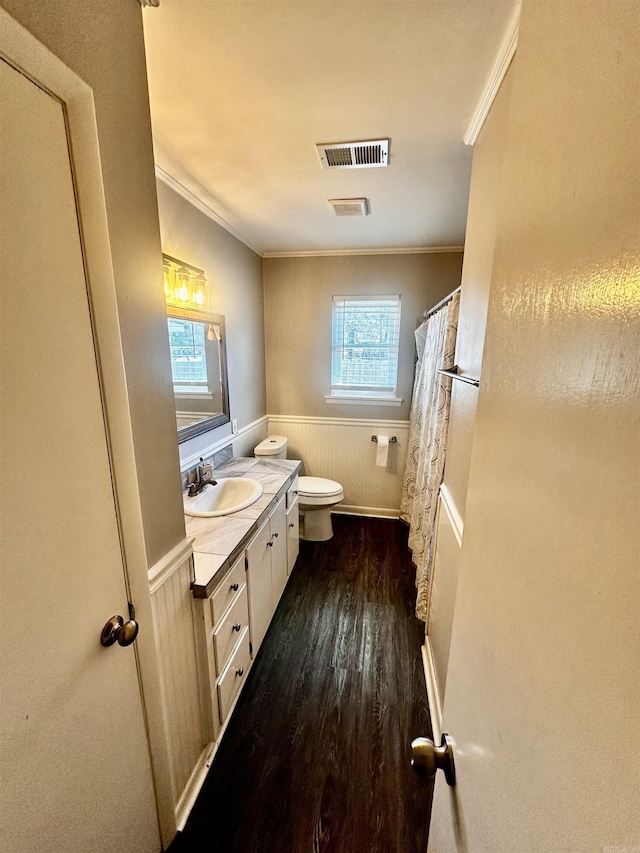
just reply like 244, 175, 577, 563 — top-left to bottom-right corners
187, 464, 216, 497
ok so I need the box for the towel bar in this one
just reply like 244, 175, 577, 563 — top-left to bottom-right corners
437, 366, 480, 387
371, 436, 397, 443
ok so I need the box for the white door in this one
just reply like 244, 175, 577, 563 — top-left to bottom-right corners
0, 59, 159, 852
427, 4, 639, 850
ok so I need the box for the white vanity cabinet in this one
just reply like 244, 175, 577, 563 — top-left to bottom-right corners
163, 461, 300, 830
246, 493, 287, 656
194, 489, 294, 740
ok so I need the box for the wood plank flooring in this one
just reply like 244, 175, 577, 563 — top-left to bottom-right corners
171, 515, 433, 853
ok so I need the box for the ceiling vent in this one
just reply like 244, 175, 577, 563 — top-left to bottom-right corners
329, 198, 370, 217
317, 139, 389, 170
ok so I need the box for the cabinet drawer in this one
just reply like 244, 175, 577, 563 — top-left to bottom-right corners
286, 476, 298, 510
210, 554, 245, 627
213, 585, 249, 675
217, 627, 250, 724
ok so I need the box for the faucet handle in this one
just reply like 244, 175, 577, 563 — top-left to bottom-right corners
198, 462, 214, 482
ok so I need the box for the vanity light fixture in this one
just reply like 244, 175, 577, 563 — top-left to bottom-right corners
163, 254, 209, 311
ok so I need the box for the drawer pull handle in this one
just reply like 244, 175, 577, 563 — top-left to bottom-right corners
230, 582, 239, 592
289, 522, 295, 528
232, 623, 242, 632
272, 532, 279, 539
267, 540, 273, 547
235, 667, 244, 677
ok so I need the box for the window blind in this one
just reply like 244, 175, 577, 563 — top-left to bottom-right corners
167, 317, 208, 385
331, 295, 401, 395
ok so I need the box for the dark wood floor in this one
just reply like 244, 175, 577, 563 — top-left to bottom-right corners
171, 515, 433, 853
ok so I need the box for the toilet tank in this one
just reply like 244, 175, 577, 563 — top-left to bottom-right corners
254, 435, 288, 459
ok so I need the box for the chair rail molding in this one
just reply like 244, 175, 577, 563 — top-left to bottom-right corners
269, 413, 409, 429
179, 415, 269, 472
439, 483, 464, 547
148, 536, 195, 592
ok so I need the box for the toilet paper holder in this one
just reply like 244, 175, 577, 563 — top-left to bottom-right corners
371, 435, 397, 443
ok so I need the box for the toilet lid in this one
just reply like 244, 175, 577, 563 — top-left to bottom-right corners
298, 476, 343, 498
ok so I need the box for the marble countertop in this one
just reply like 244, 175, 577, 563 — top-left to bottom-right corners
187, 457, 301, 598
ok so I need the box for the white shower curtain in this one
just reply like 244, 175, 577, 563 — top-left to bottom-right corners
400, 291, 460, 621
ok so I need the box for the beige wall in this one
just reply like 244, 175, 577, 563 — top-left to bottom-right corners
263, 253, 463, 421
156, 181, 266, 464
430, 0, 640, 848
1, 0, 185, 567
426, 65, 514, 711
443, 69, 514, 522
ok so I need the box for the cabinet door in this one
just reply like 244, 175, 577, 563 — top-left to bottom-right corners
286, 496, 299, 575
246, 517, 273, 656
270, 495, 288, 608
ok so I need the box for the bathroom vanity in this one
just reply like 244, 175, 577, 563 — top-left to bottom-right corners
148, 454, 300, 831
186, 456, 301, 745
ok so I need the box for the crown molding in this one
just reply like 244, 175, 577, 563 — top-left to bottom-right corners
464, 0, 521, 146
155, 167, 465, 259
154, 165, 262, 256
262, 246, 464, 259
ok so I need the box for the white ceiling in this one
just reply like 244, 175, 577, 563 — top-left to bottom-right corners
143, 0, 518, 256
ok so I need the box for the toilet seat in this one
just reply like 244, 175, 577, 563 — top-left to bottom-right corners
298, 476, 343, 498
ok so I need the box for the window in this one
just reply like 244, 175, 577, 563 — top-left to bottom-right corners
327, 295, 402, 405
168, 316, 214, 397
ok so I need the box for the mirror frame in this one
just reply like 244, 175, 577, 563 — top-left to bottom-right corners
166, 305, 231, 444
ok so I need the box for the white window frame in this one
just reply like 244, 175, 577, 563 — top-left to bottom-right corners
325, 294, 403, 406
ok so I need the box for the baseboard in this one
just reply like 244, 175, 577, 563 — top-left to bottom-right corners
332, 505, 400, 519
173, 652, 255, 833
174, 740, 216, 831
422, 640, 442, 742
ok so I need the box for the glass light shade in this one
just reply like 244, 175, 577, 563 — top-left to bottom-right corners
176, 267, 191, 304
163, 262, 174, 300
193, 274, 208, 307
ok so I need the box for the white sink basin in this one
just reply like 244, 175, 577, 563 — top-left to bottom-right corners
183, 478, 263, 517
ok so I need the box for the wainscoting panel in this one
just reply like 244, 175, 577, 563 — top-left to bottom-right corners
232, 415, 269, 458
268, 415, 409, 515
424, 484, 464, 713
150, 546, 206, 811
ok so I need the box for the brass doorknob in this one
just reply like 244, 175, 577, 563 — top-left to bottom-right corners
411, 733, 456, 786
100, 615, 140, 647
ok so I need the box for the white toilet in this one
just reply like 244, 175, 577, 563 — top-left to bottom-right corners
253, 435, 344, 542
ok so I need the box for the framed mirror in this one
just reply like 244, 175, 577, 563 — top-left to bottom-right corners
166, 305, 230, 443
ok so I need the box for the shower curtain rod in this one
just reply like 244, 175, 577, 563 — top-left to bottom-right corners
422, 286, 461, 320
